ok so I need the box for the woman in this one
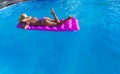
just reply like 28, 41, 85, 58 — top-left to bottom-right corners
19, 8, 72, 30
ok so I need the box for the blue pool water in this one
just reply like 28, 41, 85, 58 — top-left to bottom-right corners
0, 0, 120, 74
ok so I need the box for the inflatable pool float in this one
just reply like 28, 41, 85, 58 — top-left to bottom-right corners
17, 18, 80, 31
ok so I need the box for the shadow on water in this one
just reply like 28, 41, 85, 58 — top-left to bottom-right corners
0, 0, 28, 9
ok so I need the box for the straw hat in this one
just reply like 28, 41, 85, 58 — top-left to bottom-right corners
19, 14, 32, 22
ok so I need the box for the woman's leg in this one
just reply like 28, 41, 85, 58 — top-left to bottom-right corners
43, 17, 53, 21
44, 8, 73, 26
44, 19, 58, 26
51, 8, 60, 23
51, 8, 73, 25
58, 16, 73, 25
44, 16, 72, 26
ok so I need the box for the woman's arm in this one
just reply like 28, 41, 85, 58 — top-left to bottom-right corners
23, 22, 30, 30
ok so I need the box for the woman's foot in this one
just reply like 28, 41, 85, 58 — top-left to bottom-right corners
57, 16, 73, 26
51, 8, 60, 23
51, 8, 55, 15
67, 16, 74, 19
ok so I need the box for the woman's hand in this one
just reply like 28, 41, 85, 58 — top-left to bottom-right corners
23, 22, 29, 30
23, 24, 29, 30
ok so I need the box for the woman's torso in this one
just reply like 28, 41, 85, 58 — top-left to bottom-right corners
29, 18, 43, 26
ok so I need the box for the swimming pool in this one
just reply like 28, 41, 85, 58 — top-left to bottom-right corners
0, 0, 120, 74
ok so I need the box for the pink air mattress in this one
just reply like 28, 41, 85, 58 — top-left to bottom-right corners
17, 18, 80, 31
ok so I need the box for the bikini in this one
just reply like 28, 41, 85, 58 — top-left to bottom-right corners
40, 17, 45, 25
